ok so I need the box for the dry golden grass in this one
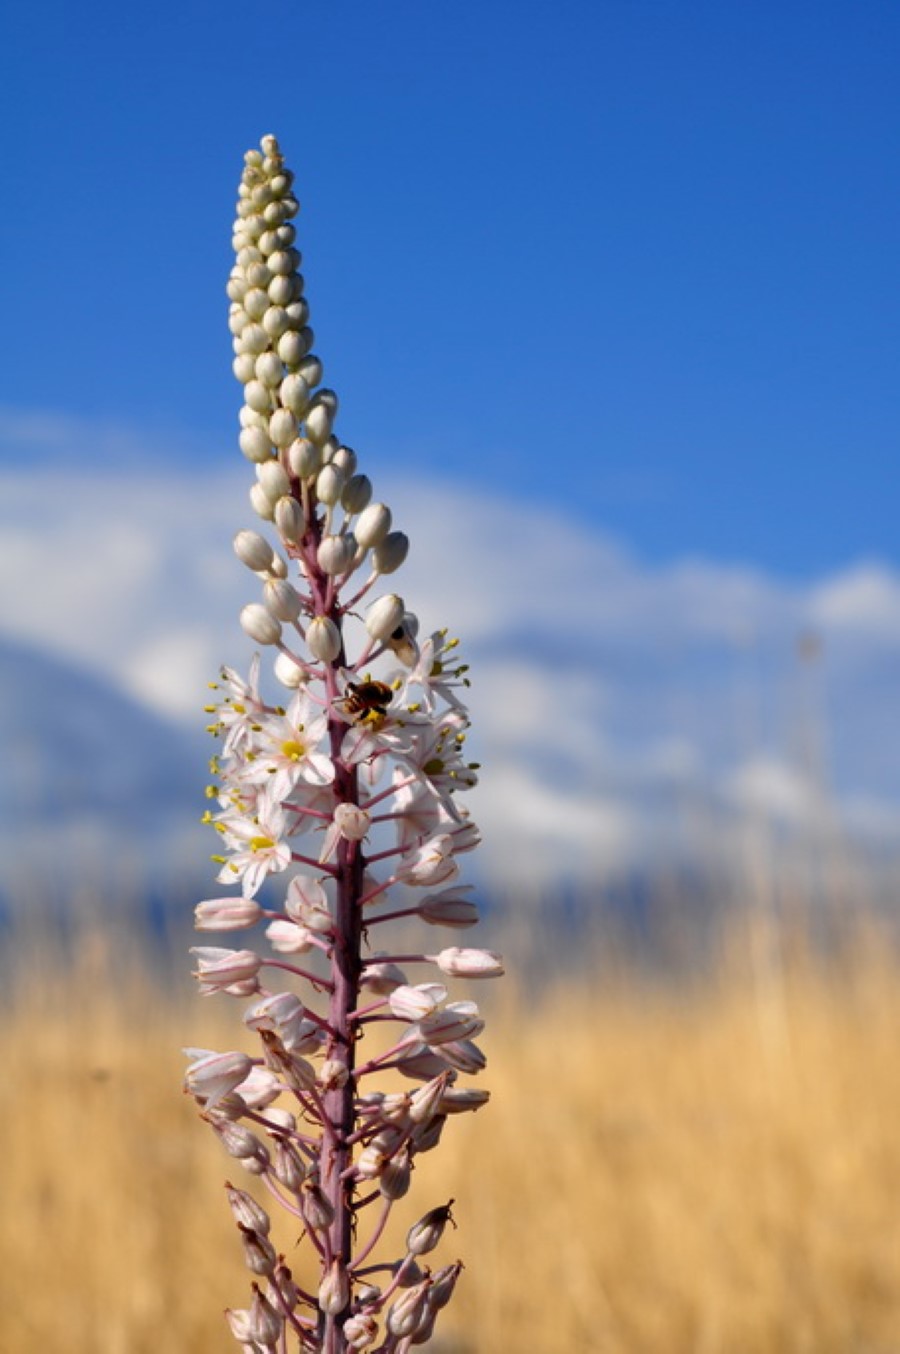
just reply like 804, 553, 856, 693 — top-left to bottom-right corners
3, 912, 900, 1352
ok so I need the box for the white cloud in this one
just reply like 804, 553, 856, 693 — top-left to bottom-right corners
2, 417, 900, 885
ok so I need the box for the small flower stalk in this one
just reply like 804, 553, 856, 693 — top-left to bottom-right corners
185, 135, 500, 1353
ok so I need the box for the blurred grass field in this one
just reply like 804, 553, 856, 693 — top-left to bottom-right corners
3, 905, 900, 1353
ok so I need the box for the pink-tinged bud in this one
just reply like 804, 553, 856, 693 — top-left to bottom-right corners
184, 1048, 253, 1108
429, 1262, 463, 1310
244, 991, 308, 1048
272, 1138, 307, 1191
287, 436, 320, 478
436, 1038, 486, 1075
418, 887, 479, 928
439, 1086, 490, 1115
306, 615, 341, 662
273, 495, 305, 544
431, 947, 504, 978
263, 578, 303, 622
191, 946, 262, 996
319, 1259, 350, 1316
386, 1280, 431, 1338
355, 1143, 388, 1180
285, 874, 332, 932
408, 1072, 453, 1124
406, 1200, 455, 1256
359, 958, 407, 994
226, 1183, 271, 1234
365, 593, 405, 642
224, 1308, 253, 1343
212, 1118, 267, 1163
240, 602, 282, 645
411, 1112, 446, 1153
354, 501, 391, 549
396, 1046, 448, 1080
234, 1065, 281, 1110
248, 1285, 283, 1345
418, 1001, 484, 1046
194, 897, 262, 931
331, 802, 370, 841
344, 1313, 379, 1348
372, 530, 409, 574
379, 1148, 412, 1200
301, 1179, 335, 1232
388, 983, 448, 1021
317, 1058, 349, 1091
240, 1223, 277, 1276
234, 529, 275, 572
396, 835, 458, 887
265, 918, 314, 953
317, 533, 356, 575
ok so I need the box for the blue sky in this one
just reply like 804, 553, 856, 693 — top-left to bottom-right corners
3, 0, 899, 575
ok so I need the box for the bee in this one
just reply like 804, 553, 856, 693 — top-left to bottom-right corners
340, 678, 394, 727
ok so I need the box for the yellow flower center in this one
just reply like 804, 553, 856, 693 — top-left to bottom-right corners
249, 834, 274, 852
281, 738, 307, 761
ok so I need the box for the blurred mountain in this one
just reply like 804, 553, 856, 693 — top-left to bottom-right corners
1, 636, 208, 905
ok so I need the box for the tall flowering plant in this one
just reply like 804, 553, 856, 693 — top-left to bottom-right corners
184, 135, 502, 1354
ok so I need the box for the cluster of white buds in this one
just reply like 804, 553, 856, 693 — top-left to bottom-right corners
186, 135, 500, 1354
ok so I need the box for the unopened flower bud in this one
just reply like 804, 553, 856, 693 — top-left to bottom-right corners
411, 1112, 446, 1153
226, 1184, 271, 1235
341, 473, 372, 514
365, 594, 405, 642
380, 1148, 412, 1200
266, 918, 314, 953
264, 578, 303, 622
306, 615, 341, 662
317, 1058, 349, 1091
317, 533, 356, 575
301, 1179, 335, 1232
194, 897, 262, 931
273, 651, 307, 687
278, 328, 311, 366
319, 1259, 350, 1316
288, 437, 320, 478
344, 1314, 379, 1349
406, 1200, 455, 1256
184, 1049, 253, 1108
419, 1001, 484, 1046
429, 1262, 463, 1310
233, 352, 256, 384
240, 1223, 277, 1276
214, 1118, 266, 1161
386, 1280, 430, 1337
354, 501, 392, 549
191, 946, 262, 995
273, 495, 305, 543
419, 888, 479, 927
257, 458, 292, 502
315, 463, 345, 506
360, 959, 407, 994
269, 408, 297, 449
239, 425, 273, 463
250, 483, 276, 520
233, 528, 275, 572
372, 531, 409, 574
240, 603, 282, 645
247, 1285, 283, 1346
439, 1086, 490, 1114
431, 947, 505, 978
255, 352, 283, 387
388, 983, 447, 1022
272, 1138, 308, 1191
305, 392, 336, 445
280, 372, 310, 416
297, 351, 322, 386
244, 378, 273, 413
331, 444, 357, 475
408, 1072, 453, 1125
263, 305, 291, 338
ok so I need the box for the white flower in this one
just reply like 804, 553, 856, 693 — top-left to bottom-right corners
216, 790, 292, 898
242, 691, 334, 800
191, 946, 262, 996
